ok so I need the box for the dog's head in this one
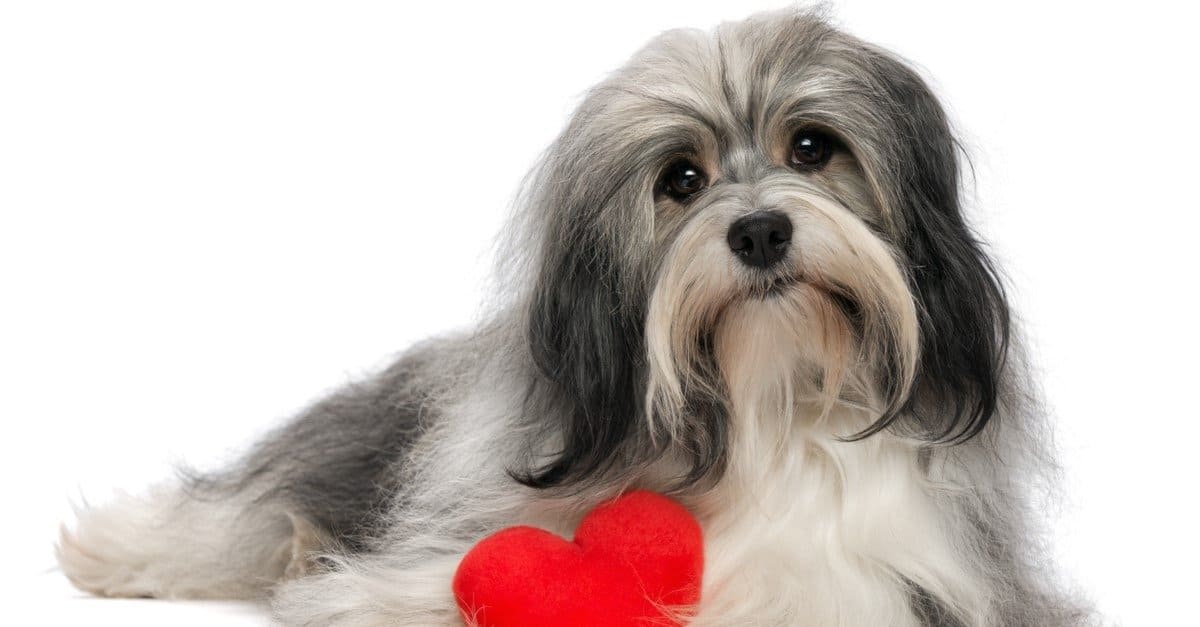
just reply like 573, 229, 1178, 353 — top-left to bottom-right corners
517, 10, 1009, 488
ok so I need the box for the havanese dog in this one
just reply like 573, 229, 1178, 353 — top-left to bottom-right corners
57, 8, 1095, 626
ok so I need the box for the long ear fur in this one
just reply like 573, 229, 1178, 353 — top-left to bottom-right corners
509, 112, 656, 488
509, 77, 737, 488
519, 225, 647, 487
842, 44, 1011, 442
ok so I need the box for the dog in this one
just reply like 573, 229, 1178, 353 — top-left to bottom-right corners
57, 8, 1094, 626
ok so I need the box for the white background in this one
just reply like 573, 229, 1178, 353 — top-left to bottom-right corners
2, 1, 1197, 624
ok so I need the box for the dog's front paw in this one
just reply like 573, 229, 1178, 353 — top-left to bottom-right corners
273, 559, 463, 627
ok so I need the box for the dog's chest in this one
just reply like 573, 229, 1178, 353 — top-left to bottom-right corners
683, 424, 978, 626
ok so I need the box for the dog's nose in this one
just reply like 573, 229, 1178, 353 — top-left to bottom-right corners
727, 211, 792, 269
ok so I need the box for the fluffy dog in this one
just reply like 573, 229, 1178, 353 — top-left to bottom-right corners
58, 9, 1093, 626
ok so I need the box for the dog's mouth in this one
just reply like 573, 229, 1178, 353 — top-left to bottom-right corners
744, 275, 863, 325
749, 274, 804, 299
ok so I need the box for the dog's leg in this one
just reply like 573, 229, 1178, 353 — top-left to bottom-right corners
269, 488, 572, 626
57, 352, 431, 599
271, 552, 465, 627
57, 483, 321, 599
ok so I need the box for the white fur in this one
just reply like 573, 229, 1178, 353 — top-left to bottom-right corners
57, 9, 1086, 626
58, 485, 301, 599
684, 303, 989, 626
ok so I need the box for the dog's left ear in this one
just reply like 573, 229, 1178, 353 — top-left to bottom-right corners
848, 46, 1011, 442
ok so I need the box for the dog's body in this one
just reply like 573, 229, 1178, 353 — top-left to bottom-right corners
58, 10, 1093, 626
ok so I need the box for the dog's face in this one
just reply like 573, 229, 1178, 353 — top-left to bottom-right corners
520, 11, 1009, 487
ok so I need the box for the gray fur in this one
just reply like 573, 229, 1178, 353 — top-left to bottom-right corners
60, 8, 1095, 626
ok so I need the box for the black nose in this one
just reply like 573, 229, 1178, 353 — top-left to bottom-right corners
727, 211, 792, 268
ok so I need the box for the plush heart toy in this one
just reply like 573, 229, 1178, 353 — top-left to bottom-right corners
452, 490, 704, 627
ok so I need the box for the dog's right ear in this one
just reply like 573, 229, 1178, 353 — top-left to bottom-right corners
511, 83, 728, 489
506, 101, 660, 489
518, 184, 647, 489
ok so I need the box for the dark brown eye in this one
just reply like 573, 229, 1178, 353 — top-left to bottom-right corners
661, 160, 708, 201
789, 130, 835, 170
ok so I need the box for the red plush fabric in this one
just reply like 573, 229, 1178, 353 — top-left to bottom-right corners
452, 490, 704, 627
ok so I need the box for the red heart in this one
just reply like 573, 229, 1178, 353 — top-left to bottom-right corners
452, 490, 704, 627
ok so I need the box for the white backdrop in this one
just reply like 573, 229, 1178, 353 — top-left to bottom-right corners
2, 1, 1197, 624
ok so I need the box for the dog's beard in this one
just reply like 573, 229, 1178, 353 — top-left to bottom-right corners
644, 182, 920, 444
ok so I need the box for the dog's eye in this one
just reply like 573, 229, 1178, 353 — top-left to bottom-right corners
660, 160, 708, 201
789, 130, 835, 170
